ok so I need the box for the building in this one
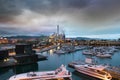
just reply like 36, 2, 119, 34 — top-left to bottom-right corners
14, 44, 38, 64
0, 49, 9, 62
15, 44, 34, 55
0, 37, 8, 44
49, 25, 66, 43
13, 54, 38, 64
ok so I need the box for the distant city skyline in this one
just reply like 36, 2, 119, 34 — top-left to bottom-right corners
0, 0, 120, 39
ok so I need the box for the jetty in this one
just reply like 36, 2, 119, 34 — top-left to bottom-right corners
34, 45, 59, 53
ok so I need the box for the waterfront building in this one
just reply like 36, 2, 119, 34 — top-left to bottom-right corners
0, 43, 46, 68
14, 44, 38, 64
0, 49, 9, 62
49, 25, 66, 44
15, 44, 34, 55
0, 37, 8, 44
77, 40, 120, 46
13, 54, 38, 64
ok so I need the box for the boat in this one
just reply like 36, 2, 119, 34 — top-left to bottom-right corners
96, 53, 111, 58
105, 66, 120, 79
54, 49, 66, 54
74, 64, 112, 80
68, 58, 95, 68
82, 50, 94, 55
9, 65, 72, 80
74, 46, 83, 50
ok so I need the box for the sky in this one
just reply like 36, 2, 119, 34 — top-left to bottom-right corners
0, 0, 120, 39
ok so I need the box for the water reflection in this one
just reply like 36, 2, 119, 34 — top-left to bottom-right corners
57, 46, 60, 50
13, 63, 38, 74
49, 49, 56, 55
0, 68, 9, 75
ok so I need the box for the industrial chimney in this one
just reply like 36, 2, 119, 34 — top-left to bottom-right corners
57, 25, 59, 35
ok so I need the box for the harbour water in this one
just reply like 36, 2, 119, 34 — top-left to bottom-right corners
0, 49, 120, 80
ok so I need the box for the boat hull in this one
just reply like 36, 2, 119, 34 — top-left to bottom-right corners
9, 65, 72, 80
75, 66, 112, 80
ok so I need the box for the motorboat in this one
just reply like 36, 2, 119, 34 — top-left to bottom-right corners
74, 64, 112, 80
82, 50, 94, 55
54, 49, 66, 54
9, 65, 72, 80
96, 53, 111, 58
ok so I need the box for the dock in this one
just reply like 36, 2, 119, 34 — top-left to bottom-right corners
68, 60, 86, 68
34, 45, 59, 53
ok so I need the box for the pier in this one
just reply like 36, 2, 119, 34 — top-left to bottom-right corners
34, 45, 59, 53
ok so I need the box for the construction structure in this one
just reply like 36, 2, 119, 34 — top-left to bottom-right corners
49, 25, 65, 44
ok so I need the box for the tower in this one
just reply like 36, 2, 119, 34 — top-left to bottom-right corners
57, 25, 59, 36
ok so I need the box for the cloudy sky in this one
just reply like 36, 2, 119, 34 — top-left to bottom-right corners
0, 0, 120, 39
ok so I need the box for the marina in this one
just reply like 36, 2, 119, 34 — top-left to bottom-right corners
0, 26, 120, 80
82, 46, 119, 58
0, 34, 120, 80
0, 0, 120, 80
0, 47, 120, 80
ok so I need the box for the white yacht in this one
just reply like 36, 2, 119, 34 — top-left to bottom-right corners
82, 50, 94, 55
75, 64, 112, 80
9, 65, 72, 80
54, 49, 66, 54
96, 53, 111, 58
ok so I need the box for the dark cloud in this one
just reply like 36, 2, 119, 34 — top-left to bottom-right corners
0, 24, 56, 36
0, 0, 26, 23
83, 0, 120, 23
0, 0, 120, 21
24, 0, 90, 10
0, 0, 91, 21
0, 26, 36, 36
0, 0, 120, 36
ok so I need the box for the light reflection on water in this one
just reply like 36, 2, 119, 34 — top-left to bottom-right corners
0, 49, 120, 80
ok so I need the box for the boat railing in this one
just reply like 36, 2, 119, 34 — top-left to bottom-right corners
68, 71, 71, 75
27, 72, 37, 77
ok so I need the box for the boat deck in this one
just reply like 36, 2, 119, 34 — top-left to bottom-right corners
105, 66, 120, 79
68, 61, 120, 80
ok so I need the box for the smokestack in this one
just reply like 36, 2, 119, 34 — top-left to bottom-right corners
57, 25, 59, 35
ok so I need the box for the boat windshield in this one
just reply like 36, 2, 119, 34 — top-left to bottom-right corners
55, 68, 63, 74
96, 70, 106, 75
27, 72, 37, 77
